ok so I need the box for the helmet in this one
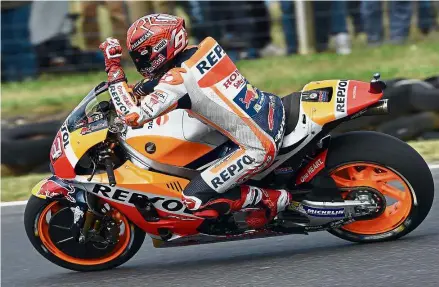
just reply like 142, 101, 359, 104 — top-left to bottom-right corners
127, 14, 188, 79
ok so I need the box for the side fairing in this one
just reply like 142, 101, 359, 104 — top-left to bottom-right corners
123, 109, 228, 167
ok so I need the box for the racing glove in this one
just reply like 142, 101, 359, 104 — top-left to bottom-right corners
99, 37, 126, 84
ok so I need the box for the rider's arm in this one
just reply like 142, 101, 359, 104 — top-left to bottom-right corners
111, 67, 189, 127
132, 78, 159, 98
138, 68, 189, 122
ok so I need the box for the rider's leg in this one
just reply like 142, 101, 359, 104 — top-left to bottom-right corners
182, 147, 291, 226
182, 93, 290, 226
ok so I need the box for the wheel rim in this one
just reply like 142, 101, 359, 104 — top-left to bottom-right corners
330, 163, 413, 235
37, 201, 131, 266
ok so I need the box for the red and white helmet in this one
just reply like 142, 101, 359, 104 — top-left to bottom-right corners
127, 14, 188, 78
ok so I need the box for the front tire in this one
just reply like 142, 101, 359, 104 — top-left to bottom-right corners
325, 131, 434, 243
24, 196, 146, 271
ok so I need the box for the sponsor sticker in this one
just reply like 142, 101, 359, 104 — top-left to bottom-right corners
296, 150, 327, 184
87, 112, 104, 124
60, 122, 70, 149
239, 84, 258, 109
140, 54, 166, 75
195, 44, 225, 75
210, 155, 255, 189
91, 184, 192, 215
37, 176, 76, 203
144, 93, 160, 111
131, 31, 154, 49
318, 90, 328, 102
303, 206, 345, 217
151, 90, 168, 103
80, 121, 108, 135
223, 69, 245, 90
110, 85, 129, 115
50, 133, 63, 161
335, 80, 349, 118
268, 96, 275, 131
153, 39, 168, 53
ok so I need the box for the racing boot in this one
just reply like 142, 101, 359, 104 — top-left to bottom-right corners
192, 186, 292, 229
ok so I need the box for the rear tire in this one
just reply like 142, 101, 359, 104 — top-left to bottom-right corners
325, 131, 434, 243
24, 196, 146, 271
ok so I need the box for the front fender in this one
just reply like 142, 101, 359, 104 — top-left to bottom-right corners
31, 175, 77, 203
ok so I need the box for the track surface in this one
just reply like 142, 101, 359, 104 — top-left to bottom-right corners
2, 170, 439, 287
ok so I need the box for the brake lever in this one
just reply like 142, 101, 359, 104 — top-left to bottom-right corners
99, 149, 116, 187
104, 157, 116, 187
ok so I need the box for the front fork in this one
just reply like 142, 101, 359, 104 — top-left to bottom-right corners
31, 176, 119, 244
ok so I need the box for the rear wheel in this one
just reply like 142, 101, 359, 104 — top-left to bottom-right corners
24, 196, 145, 271
325, 131, 434, 242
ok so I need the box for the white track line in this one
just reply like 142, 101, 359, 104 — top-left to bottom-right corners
1, 200, 29, 207
2, 164, 439, 207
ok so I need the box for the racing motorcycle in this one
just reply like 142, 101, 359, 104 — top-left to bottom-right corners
24, 73, 434, 271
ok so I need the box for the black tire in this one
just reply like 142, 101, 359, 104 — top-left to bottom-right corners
383, 78, 439, 115
375, 112, 439, 141
325, 131, 434, 243
24, 196, 146, 272
1, 121, 61, 171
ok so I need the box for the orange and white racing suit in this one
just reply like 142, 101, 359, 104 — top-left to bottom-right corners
109, 37, 290, 219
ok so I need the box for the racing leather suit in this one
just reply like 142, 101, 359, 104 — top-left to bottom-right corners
108, 37, 291, 224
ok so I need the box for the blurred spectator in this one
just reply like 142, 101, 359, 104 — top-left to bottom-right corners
280, 1, 297, 55
361, 1, 434, 45
128, 1, 175, 21
331, 1, 351, 55
206, 1, 249, 61
30, 1, 103, 73
313, 1, 351, 55
248, 1, 285, 58
1, 1, 37, 82
347, 1, 363, 35
81, 1, 130, 51
417, 1, 435, 35
182, 1, 211, 43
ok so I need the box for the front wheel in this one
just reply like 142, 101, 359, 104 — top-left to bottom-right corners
24, 196, 146, 271
325, 131, 434, 243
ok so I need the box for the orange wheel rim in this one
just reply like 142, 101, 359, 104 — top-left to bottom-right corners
330, 163, 413, 235
37, 202, 131, 266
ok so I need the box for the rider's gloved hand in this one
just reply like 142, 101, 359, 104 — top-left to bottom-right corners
99, 37, 126, 84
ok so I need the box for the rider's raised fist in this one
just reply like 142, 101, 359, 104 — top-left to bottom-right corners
99, 37, 126, 84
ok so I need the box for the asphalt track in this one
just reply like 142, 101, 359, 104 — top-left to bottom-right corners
2, 169, 439, 287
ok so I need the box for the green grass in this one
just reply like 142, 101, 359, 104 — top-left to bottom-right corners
2, 37, 439, 118
1, 173, 49, 202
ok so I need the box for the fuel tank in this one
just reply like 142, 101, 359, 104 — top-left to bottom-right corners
121, 110, 228, 167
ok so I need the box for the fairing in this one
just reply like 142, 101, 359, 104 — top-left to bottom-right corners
122, 109, 229, 167
50, 82, 110, 178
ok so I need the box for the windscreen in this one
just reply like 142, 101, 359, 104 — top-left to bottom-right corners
66, 82, 110, 132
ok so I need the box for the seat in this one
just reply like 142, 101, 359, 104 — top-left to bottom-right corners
281, 92, 301, 135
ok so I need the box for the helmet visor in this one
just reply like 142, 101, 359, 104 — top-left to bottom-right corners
129, 46, 153, 77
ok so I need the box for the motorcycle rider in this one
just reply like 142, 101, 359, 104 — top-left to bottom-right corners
99, 14, 291, 228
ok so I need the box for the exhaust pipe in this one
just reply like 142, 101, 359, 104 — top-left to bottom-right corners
363, 99, 389, 116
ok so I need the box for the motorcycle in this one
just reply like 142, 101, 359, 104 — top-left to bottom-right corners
24, 73, 434, 271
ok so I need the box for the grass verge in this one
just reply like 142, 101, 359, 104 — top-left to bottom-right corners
1, 173, 50, 202
2, 140, 438, 202
2, 37, 438, 118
